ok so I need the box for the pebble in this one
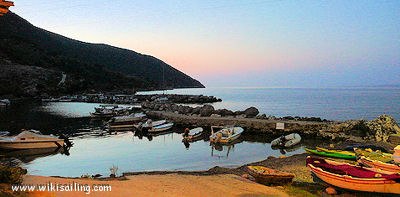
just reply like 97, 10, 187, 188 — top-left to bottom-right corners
325, 187, 337, 195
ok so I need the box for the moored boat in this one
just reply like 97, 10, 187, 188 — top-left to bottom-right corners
0, 130, 66, 149
247, 166, 294, 185
148, 123, 174, 133
209, 126, 244, 144
182, 127, 203, 142
270, 133, 301, 148
307, 156, 400, 194
305, 148, 356, 160
358, 156, 400, 173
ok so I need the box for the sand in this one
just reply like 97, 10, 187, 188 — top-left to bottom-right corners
23, 174, 289, 197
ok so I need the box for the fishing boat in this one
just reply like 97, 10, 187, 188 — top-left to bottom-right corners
305, 148, 356, 160
108, 113, 146, 131
182, 127, 203, 142
247, 166, 294, 185
141, 119, 167, 128
358, 156, 400, 173
307, 156, 400, 194
271, 133, 301, 148
209, 126, 244, 144
148, 123, 174, 133
0, 130, 65, 149
354, 148, 393, 163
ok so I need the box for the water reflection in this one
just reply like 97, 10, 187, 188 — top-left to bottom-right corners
0, 146, 70, 163
211, 144, 235, 158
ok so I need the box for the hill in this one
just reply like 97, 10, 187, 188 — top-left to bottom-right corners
0, 12, 204, 97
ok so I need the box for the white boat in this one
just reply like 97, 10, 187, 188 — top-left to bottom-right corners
209, 126, 244, 144
141, 119, 167, 128
271, 133, 301, 148
148, 123, 174, 133
0, 130, 65, 149
0, 131, 10, 136
112, 113, 146, 123
182, 127, 203, 142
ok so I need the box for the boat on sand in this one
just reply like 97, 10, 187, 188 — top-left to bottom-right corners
305, 148, 356, 160
307, 156, 400, 194
358, 156, 400, 173
0, 130, 65, 149
247, 166, 294, 185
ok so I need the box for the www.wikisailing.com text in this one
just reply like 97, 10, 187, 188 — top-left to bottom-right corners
12, 182, 112, 194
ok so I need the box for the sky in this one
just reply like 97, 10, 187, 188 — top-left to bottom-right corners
10, 0, 400, 87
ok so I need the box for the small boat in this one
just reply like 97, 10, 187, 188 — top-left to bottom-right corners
0, 131, 10, 136
182, 127, 203, 142
271, 133, 301, 148
141, 119, 167, 128
247, 166, 294, 185
307, 156, 400, 194
354, 148, 393, 163
148, 123, 174, 133
305, 148, 356, 160
209, 126, 244, 144
108, 113, 146, 131
0, 130, 65, 149
359, 156, 400, 173
316, 147, 355, 156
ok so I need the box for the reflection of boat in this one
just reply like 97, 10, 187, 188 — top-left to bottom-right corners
0, 130, 65, 149
209, 126, 243, 144
0, 147, 68, 163
148, 123, 174, 133
305, 148, 356, 160
271, 133, 301, 148
182, 127, 203, 142
247, 166, 294, 185
211, 143, 235, 158
358, 156, 400, 173
307, 156, 400, 194
271, 143, 302, 154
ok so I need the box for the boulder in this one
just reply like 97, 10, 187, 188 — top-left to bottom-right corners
366, 115, 400, 142
244, 107, 259, 118
200, 105, 215, 117
215, 109, 234, 116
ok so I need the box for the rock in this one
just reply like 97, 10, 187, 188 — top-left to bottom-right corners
241, 173, 250, 179
366, 115, 400, 142
200, 105, 215, 117
325, 187, 337, 195
256, 114, 267, 119
215, 109, 234, 116
244, 107, 259, 118
279, 155, 286, 159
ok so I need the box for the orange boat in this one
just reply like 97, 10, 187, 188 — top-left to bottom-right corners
307, 157, 400, 194
247, 166, 294, 185
359, 156, 400, 173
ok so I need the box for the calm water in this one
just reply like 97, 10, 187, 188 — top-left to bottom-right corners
1, 87, 399, 177
139, 87, 400, 121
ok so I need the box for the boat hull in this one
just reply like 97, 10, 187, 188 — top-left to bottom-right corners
359, 157, 400, 173
305, 148, 356, 160
0, 140, 65, 149
309, 164, 400, 194
247, 166, 294, 185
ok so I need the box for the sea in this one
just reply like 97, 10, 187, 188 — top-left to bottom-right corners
0, 87, 398, 177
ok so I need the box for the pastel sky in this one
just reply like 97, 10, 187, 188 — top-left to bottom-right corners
10, 0, 400, 87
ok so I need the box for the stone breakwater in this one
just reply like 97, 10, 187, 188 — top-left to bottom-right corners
143, 103, 400, 144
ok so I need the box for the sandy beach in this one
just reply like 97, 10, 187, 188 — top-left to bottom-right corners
23, 174, 289, 197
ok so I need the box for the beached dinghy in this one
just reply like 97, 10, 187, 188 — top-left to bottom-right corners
148, 123, 174, 133
305, 148, 356, 160
182, 127, 203, 142
358, 156, 400, 173
247, 166, 294, 185
307, 157, 400, 194
354, 148, 393, 163
271, 133, 301, 148
209, 126, 244, 144
0, 130, 65, 149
